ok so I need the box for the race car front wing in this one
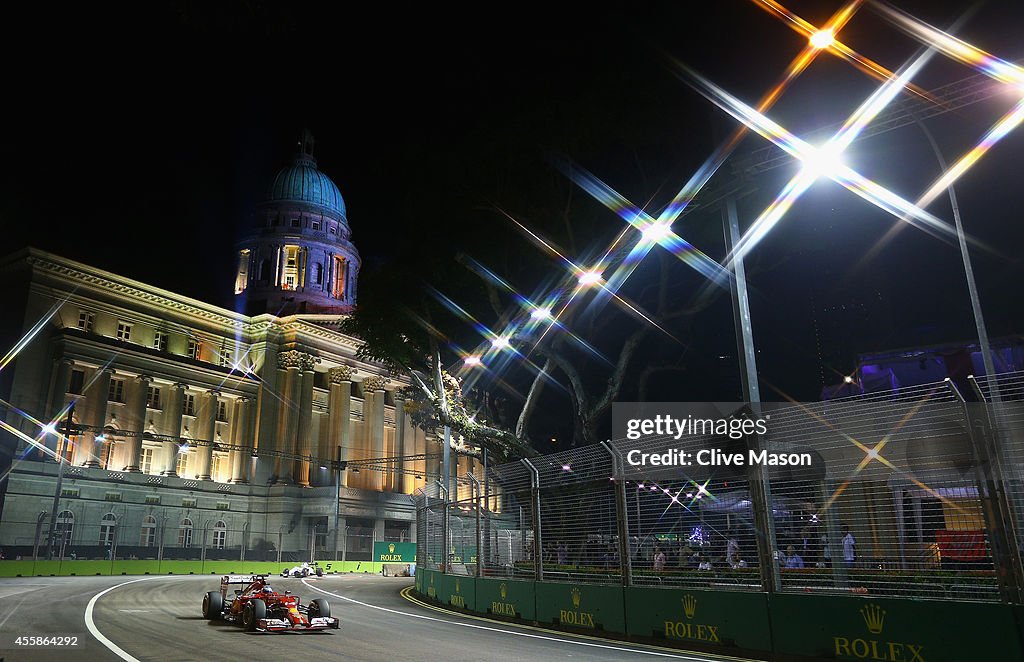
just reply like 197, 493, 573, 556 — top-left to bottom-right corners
256, 616, 340, 632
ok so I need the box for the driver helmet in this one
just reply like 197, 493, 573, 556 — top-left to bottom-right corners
262, 586, 274, 594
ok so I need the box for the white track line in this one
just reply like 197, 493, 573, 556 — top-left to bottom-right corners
85, 576, 166, 662
301, 579, 712, 660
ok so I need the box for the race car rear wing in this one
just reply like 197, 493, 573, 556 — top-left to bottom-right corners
220, 575, 261, 588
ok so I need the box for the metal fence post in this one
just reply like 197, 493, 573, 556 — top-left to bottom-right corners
437, 479, 449, 573
600, 441, 632, 586
522, 458, 543, 581
956, 378, 1023, 602
747, 411, 781, 593
468, 473, 483, 577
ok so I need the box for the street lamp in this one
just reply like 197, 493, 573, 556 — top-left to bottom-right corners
46, 404, 75, 561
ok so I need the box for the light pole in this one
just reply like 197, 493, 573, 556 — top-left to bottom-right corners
912, 114, 998, 383
46, 404, 75, 561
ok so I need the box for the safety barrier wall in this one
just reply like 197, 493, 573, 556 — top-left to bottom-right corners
0, 558, 383, 577
414, 568, 1024, 660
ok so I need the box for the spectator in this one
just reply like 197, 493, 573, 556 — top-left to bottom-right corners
70, 550, 77, 560
726, 530, 740, 561
842, 526, 856, 569
819, 533, 831, 568
784, 545, 805, 569
729, 553, 747, 569
653, 548, 667, 572
0, 548, 5, 560
557, 541, 568, 566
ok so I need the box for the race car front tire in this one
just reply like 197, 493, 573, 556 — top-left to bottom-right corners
203, 591, 223, 620
308, 598, 330, 619
243, 599, 267, 632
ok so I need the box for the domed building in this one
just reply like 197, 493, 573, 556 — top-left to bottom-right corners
0, 135, 490, 571
234, 130, 361, 316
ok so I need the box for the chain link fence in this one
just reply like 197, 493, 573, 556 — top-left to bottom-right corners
417, 374, 1024, 602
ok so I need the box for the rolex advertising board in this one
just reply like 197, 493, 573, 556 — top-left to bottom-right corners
624, 586, 771, 652
769, 593, 1023, 662
373, 541, 416, 563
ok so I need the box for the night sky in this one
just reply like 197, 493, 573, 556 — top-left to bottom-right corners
3, 1, 1024, 439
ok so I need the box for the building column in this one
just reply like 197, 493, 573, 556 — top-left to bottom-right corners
46, 357, 75, 458
293, 360, 318, 487
195, 389, 219, 480
396, 397, 414, 495
123, 374, 152, 472
229, 396, 252, 484
160, 383, 187, 476
274, 358, 299, 483
274, 351, 319, 484
328, 366, 356, 487
79, 367, 114, 467
364, 375, 389, 491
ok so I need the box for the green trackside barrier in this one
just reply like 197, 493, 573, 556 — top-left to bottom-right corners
624, 586, 772, 653
0, 559, 383, 577
534, 581, 626, 633
769, 592, 1023, 662
476, 576, 536, 621
431, 572, 476, 611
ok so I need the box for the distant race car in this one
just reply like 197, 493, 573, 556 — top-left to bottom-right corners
281, 562, 324, 578
202, 574, 339, 632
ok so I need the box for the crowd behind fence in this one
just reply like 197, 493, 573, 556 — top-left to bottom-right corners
417, 372, 1024, 603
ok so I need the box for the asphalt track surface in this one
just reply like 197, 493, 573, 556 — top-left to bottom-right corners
0, 574, 751, 662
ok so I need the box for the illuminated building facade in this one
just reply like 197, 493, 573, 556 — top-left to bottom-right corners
0, 140, 470, 561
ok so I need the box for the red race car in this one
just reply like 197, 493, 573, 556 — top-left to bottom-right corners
202, 574, 340, 632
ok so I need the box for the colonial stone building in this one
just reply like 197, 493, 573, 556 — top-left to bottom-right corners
0, 138, 475, 562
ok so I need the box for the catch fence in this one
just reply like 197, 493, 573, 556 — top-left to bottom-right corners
417, 373, 1024, 603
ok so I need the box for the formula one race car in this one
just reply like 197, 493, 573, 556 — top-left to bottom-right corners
202, 574, 339, 632
281, 561, 324, 578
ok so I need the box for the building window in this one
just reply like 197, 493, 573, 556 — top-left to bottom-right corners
187, 339, 201, 360
217, 400, 228, 422
218, 346, 232, 367
146, 385, 162, 409
211, 454, 226, 482
140, 515, 156, 547
176, 448, 189, 476
312, 219, 321, 231
213, 520, 227, 549
329, 226, 336, 235
312, 262, 323, 285
55, 510, 74, 549
235, 249, 250, 294
140, 447, 154, 474
153, 331, 169, 352
282, 245, 301, 290
78, 311, 94, 332
182, 498, 197, 509
183, 393, 196, 416
215, 501, 230, 511
178, 518, 193, 548
108, 379, 125, 403
332, 256, 347, 299
116, 322, 133, 342
99, 513, 117, 547
68, 370, 85, 395
104, 492, 122, 502
145, 495, 160, 505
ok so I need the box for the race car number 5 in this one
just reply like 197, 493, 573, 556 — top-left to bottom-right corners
14, 636, 79, 646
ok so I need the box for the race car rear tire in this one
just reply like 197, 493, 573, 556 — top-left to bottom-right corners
243, 599, 267, 632
202, 591, 223, 620
308, 598, 330, 619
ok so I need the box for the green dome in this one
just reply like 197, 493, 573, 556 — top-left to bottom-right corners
267, 154, 346, 218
